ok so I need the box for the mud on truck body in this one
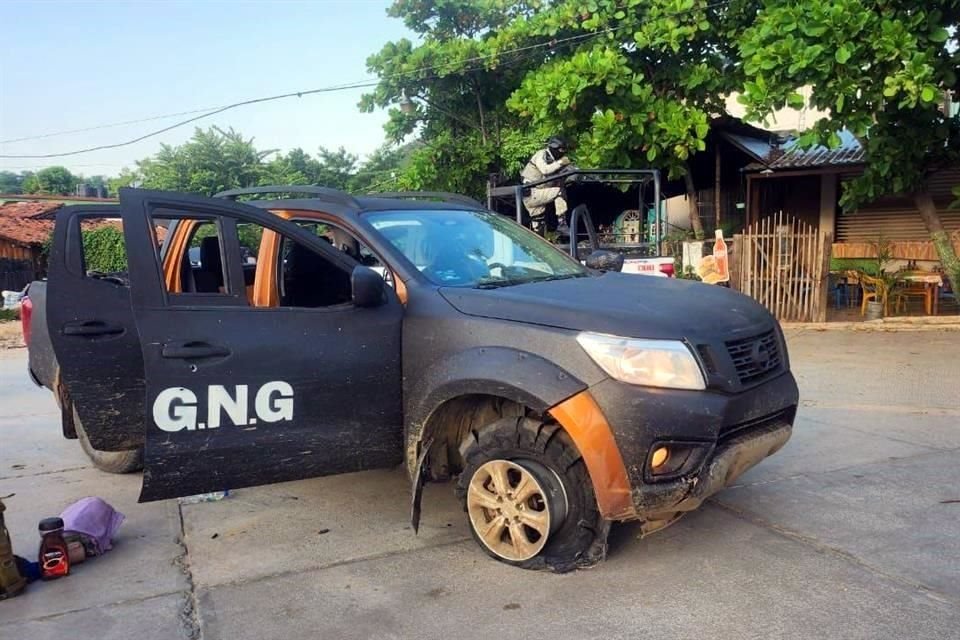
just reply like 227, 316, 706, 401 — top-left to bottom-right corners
25, 186, 797, 571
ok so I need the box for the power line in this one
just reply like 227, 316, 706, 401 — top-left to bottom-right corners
0, 106, 226, 145
0, 80, 381, 159
0, 27, 610, 148
0, 1, 730, 160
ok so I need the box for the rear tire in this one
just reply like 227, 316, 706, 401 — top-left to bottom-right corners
456, 416, 609, 572
73, 406, 143, 474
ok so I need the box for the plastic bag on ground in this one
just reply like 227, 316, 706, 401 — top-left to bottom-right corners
60, 497, 125, 556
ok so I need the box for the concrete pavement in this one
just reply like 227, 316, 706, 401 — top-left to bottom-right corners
1, 330, 958, 639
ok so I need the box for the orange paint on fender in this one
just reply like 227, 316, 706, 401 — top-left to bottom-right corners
549, 392, 635, 520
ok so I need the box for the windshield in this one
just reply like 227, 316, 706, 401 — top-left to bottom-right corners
365, 209, 588, 287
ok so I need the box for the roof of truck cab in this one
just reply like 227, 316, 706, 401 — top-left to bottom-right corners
247, 196, 484, 218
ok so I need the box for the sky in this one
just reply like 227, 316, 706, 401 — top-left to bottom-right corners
0, 0, 414, 177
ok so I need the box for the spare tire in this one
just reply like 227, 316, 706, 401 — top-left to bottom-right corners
73, 406, 143, 474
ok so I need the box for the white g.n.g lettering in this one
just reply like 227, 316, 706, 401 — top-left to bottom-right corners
152, 381, 294, 433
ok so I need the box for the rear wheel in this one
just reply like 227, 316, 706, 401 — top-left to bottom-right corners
73, 406, 143, 474
456, 416, 609, 572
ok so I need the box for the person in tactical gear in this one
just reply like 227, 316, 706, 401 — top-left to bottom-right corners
521, 136, 573, 234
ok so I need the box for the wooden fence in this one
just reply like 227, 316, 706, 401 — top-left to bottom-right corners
734, 212, 833, 323
0, 255, 37, 291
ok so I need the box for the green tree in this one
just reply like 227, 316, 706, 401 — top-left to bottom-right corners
82, 175, 108, 190
349, 142, 414, 193
735, 0, 960, 284
0, 171, 25, 194
361, 0, 548, 198
314, 147, 359, 190
260, 148, 319, 185
107, 168, 140, 195
262, 145, 384, 191
127, 127, 274, 196
22, 166, 79, 195
492, 0, 745, 238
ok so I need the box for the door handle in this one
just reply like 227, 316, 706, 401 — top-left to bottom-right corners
161, 341, 231, 360
62, 321, 124, 337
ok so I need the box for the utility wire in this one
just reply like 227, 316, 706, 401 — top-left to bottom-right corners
0, 80, 381, 159
0, 0, 730, 160
0, 106, 225, 145
0, 24, 614, 147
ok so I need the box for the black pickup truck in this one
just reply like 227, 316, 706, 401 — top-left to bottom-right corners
25, 186, 798, 571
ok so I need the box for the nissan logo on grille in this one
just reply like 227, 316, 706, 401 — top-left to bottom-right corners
751, 341, 772, 370
725, 330, 782, 385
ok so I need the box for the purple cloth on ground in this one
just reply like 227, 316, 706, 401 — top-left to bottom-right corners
60, 497, 124, 555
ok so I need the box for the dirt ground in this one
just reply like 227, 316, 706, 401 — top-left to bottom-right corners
1, 329, 958, 639
0, 321, 24, 351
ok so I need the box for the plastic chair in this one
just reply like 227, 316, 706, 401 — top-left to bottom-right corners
939, 274, 956, 312
830, 274, 849, 309
891, 282, 930, 315
859, 273, 888, 316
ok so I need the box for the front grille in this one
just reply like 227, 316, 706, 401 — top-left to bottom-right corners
718, 408, 794, 444
695, 344, 719, 374
725, 330, 782, 385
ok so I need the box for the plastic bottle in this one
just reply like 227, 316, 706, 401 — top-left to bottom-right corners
178, 490, 229, 505
713, 229, 729, 282
38, 517, 70, 580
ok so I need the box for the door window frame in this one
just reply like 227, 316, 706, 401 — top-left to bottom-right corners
254, 209, 406, 307
121, 189, 363, 313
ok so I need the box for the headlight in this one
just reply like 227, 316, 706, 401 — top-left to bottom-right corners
576, 332, 706, 390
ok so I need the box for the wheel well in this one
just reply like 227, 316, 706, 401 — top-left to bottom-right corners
420, 394, 540, 481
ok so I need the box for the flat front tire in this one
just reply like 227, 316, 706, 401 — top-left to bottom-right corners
456, 416, 609, 572
73, 406, 144, 474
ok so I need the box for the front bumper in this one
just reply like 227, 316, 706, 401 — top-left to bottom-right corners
589, 370, 798, 523
631, 421, 791, 527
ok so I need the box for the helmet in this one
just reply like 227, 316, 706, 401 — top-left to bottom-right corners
546, 135, 569, 158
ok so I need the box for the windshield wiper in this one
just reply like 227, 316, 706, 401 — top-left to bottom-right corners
474, 278, 519, 289
535, 273, 588, 283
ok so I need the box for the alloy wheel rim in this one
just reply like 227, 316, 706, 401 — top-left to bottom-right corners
466, 459, 553, 562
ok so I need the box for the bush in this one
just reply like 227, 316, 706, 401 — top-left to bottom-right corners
82, 227, 127, 273
830, 258, 881, 276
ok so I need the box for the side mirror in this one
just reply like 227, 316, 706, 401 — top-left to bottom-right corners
585, 250, 624, 273
352, 265, 386, 308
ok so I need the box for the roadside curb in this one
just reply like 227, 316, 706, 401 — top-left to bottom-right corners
782, 318, 960, 332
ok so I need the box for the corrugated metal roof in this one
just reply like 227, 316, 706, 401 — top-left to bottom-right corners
720, 132, 778, 162
767, 129, 865, 168
739, 128, 867, 171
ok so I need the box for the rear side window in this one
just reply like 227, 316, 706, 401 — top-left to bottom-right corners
79, 216, 130, 286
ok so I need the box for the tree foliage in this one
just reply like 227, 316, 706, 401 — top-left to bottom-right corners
125, 127, 274, 195
365, 0, 746, 233
20, 166, 79, 195
736, 0, 960, 282
82, 226, 127, 273
501, 0, 738, 171
361, 0, 550, 197
0, 170, 26, 194
109, 127, 407, 197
